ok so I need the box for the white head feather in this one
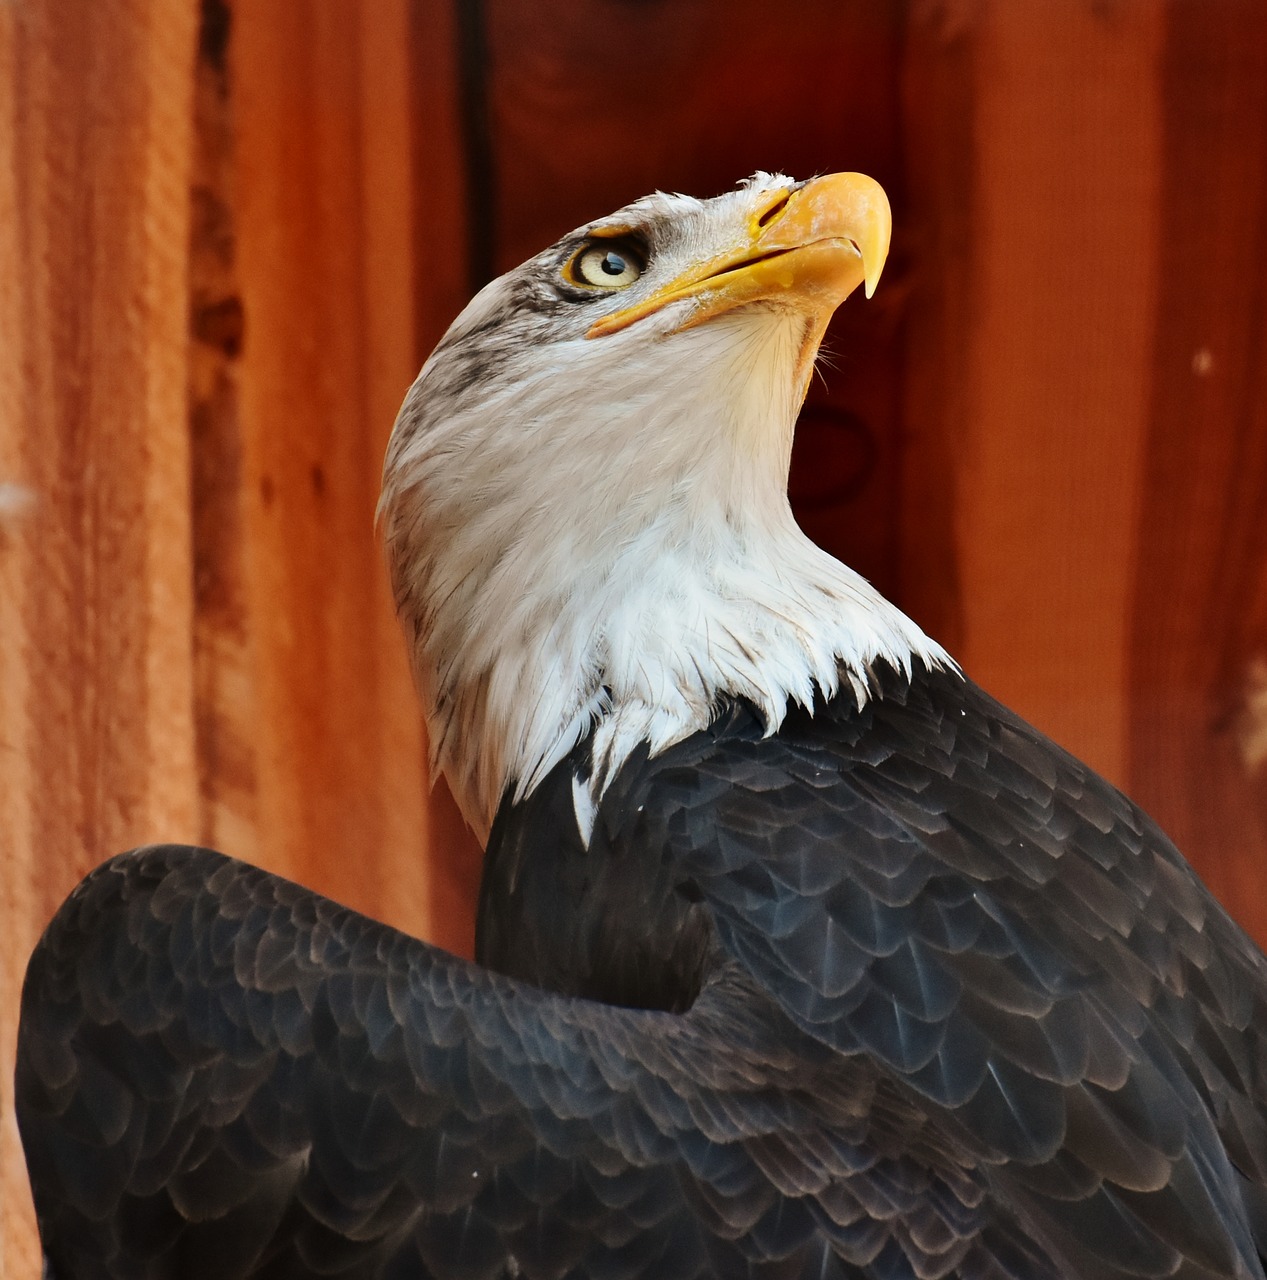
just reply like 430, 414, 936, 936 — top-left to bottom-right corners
380, 175, 949, 842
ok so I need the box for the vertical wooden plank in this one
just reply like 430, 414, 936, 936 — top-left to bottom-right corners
906, 0, 1165, 787
231, 1, 432, 936
408, 0, 487, 958
1128, 0, 1267, 940
359, 0, 457, 944
189, 0, 256, 858
0, 10, 34, 1270
902, 0, 1267, 943
409, 0, 474, 357
0, 0, 200, 1267
897, 2, 977, 653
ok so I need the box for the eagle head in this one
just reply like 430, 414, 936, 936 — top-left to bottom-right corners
380, 173, 944, 840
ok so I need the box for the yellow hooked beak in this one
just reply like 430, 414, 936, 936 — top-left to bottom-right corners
586, 172, 891, 341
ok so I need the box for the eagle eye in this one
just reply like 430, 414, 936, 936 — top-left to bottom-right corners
566, 239, 645, 290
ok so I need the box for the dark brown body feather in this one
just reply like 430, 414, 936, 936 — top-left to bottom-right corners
17, 661, 1267, 1278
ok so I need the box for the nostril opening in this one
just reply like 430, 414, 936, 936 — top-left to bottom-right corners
758, 194, 790, 228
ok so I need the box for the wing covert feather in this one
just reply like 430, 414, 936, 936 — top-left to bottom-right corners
614, 668, 1267, 1278
19, 844, 1044, 1280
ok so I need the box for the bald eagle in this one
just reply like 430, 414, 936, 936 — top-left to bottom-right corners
18, 174, 1267, 1280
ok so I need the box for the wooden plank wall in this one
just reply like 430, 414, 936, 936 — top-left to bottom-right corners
1, 0, 437, 1267
2, 3, 201, 1268
2, 0, 1266, 1268
900, 0, 1267, 920
227, 2, 431, 929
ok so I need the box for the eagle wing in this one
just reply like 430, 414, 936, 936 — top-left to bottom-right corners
18, 843, 1051, 1280
630, 668, 1267, 1279
19, 680, 1267, 1280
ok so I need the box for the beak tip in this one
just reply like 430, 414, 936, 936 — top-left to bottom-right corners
832, 172, 890, 302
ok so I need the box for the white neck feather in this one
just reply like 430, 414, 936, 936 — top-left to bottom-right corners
383, 307, 949, 843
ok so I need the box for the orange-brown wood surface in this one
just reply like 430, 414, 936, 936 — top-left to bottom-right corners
3, 0, 1267, 1269
2, 3, 200, 1269
228, 0, 431, 924
1128, 3, 1267, 917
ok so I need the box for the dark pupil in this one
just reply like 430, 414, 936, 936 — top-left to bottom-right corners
600, 251, 626, 276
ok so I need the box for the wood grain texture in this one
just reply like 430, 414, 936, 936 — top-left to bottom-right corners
897, 1, 977, 655
189, 0, 254, 860
899, 0, 1267, 942
1128, 0, 1267, 939
940, 0, 1165, 788
229, 0, 432, 934
0, 0, 200, 1269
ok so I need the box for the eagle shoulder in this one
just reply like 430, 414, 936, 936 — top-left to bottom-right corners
482, 658, 1267, 1276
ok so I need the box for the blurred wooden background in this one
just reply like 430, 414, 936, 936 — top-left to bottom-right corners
3, 0, 1266, 1269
